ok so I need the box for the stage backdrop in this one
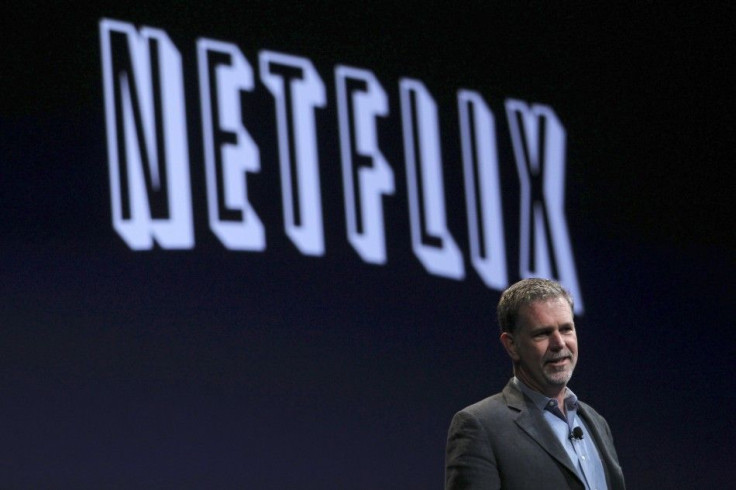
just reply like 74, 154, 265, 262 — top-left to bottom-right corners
3, 3, 733, 488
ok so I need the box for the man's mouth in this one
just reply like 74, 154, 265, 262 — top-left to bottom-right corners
545, 356, 570, 366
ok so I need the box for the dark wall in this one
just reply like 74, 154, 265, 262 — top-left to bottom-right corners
3, 3, 734, 488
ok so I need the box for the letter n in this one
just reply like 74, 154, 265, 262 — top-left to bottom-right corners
99, 19, 193, 249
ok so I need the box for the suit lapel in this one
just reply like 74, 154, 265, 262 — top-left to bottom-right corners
578, 404, 621, 489
504, 381, 583, 483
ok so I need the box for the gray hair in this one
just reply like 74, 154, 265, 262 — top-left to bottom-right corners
497, 278, 574, 334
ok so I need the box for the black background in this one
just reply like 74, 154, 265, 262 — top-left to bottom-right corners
3, 2, 734, 488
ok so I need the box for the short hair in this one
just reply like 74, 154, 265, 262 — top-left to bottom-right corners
497, 278, 574, 334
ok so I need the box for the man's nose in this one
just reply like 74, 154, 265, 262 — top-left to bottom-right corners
549, 331, 565, 350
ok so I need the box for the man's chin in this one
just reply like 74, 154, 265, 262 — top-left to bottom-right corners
544, 369, 573, 386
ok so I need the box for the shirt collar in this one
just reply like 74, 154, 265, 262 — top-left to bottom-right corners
512, 376, 579, 413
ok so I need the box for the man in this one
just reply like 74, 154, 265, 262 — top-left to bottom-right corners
445, 278, 625, 490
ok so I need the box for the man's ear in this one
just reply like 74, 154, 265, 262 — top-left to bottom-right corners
500, 332, 519, 361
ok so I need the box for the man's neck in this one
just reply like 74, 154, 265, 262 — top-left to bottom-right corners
514, 375, 568, 411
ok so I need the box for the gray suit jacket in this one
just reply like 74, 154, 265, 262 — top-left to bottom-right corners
445, 379, 625, 490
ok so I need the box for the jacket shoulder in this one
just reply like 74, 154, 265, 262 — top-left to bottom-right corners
455, 380, 522, 419
460, 392, 507, 415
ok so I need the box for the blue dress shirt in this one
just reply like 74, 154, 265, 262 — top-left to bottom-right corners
514, 377, 609, 490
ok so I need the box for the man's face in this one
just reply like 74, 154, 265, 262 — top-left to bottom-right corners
500, 297, 578, 397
